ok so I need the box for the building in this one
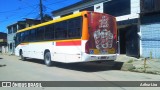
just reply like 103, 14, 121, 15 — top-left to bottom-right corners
7, 19, 40, 55
52, 0, 160, 59
52, 0, 140, 58
0, 32, 7, 54
140, 0, 160, 58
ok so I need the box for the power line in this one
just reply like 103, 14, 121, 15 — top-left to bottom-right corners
24, 6, 39, 17
40, 0, 44, 22
0, 5, 38, 14
0, 6, 39, 24
0, 0, 81, 23
19, 0, 38, 9
45, 0, 69, 6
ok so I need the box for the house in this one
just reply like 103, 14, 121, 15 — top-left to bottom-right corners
140, 0, 160, 58
0, 32, 7, 54
52, 0, 140, 58
7, 19, 41, 55
51, 0, 160, 59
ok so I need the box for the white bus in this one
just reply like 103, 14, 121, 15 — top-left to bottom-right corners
15, 11, 117, 66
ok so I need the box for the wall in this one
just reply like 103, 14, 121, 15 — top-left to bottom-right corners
7, 33, 16, 54
53, 0, 140, 22
116, 0, 140, 21
140, 23, 160, 58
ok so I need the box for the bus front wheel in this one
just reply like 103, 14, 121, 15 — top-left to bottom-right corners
20, 50, 26, 61
44, 52, 52, 66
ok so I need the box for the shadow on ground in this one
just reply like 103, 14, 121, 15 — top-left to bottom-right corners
23, 58, 124, 72
0, 58, 3, 59
0, 64, 6, 67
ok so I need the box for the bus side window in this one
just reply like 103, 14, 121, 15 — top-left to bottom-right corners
30, 29, 36, 42
55, 22, 67, 40
21, 32, 25, 42
68, 17, 82, 38
36, 27, 44, 41
15, 33, 21, 45
44, 24, 54, 40
61, 21, 67, 38
24, 30, 30, 42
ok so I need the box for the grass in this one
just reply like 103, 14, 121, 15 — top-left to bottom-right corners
127, 59, 134, 63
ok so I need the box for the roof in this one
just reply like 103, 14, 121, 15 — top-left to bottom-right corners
51, 0, 110, 17
7, 21, 25, 28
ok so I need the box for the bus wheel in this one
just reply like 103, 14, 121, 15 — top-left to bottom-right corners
44, 52, 52, 66
20, 51, 26, 61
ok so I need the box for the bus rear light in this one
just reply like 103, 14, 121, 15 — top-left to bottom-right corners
85, 41, 89, 54
114, 34, 117, 40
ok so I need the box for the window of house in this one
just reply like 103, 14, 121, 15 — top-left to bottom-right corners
80, 6, 94, 11
13, 25, 17, 33
8, 27, 12, 34
104, 0, 131, 16
144, 0, 155, 11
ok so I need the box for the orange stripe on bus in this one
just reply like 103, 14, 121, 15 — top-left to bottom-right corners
82, 11, 89, 40
56, 40, 81, 46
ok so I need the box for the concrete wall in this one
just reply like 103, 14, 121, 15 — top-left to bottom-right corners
116, 0, 140, 21
53, 0, 141, 21
7, 33, 16, 54
52, 0, 110, 17
140, 23, 160, 58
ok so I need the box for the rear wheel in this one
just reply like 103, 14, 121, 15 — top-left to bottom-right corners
44, 52, 52, 66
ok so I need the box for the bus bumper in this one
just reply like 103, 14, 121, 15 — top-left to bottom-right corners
83, 54, 117, 62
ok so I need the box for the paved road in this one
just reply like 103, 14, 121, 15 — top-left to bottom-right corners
0, 54, 160, 90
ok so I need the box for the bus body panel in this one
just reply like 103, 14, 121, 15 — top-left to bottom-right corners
53, 39, 82, 63
81, 12, 117, 62
15, 11, 117, 63
81, 40, 117, 62
84, 12, 117, 56
15, 40, 82, 63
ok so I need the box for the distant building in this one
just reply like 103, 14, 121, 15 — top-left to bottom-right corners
140, 0, 160, 58
7, 19, 40, 55
51, 0, 160, 59
0, 32, 7, 54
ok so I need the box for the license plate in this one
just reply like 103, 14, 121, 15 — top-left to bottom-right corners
100, 57, 106, 59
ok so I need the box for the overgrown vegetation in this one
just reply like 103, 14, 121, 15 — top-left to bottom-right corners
127, 59, 134, 63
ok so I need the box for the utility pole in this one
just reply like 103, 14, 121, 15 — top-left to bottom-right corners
39, 0, 43, 22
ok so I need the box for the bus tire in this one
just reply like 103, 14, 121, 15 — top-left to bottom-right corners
44, 52, 52, 66
20, 50, 26, 61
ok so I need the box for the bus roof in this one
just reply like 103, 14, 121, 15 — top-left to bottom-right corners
17, 11, 88, 33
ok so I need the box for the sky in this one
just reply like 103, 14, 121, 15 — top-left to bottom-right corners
0, 0, 81, 33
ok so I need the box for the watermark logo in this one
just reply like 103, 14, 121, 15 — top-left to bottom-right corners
2, 82, 11, 87
1, 82, 42, 87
